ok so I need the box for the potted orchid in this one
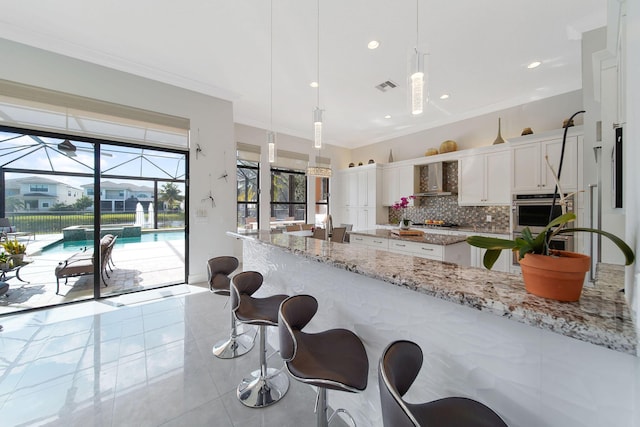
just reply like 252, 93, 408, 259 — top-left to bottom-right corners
392, 195, 415, 230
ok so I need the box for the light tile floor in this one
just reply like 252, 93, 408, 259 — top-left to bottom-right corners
0, 285, 347, 427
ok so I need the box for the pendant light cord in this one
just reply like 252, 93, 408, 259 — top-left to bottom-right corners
270, 0, 273, 130
415, 0, 419, 49
316, 0, 320, 107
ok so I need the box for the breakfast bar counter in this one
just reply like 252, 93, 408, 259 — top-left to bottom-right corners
228, 231, 639, 427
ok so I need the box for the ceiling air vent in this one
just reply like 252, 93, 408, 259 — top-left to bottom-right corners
375, 80, 398, 92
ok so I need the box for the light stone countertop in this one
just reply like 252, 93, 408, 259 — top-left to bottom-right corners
228, 230, 638, 355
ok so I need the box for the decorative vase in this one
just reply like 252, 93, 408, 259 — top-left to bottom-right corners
492, 118, 505, 145
518, 250, 590, 302
388, 149, 394, 163
399, 219, 411, 230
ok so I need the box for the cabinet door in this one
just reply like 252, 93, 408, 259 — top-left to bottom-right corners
512, 144, 541, 192
357, 170, 369, 206
485, 150, 511, 204
382, 167, 399, 206
346, 171, 359, 207
459, 156, 486, 205
542, 137, 578, 192
365, 168, 377, 207
397, 165, 416, 202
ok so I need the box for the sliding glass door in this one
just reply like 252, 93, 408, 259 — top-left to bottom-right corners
0, 126, 187, 314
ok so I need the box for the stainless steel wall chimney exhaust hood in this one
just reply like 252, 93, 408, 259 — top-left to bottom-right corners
413, 162, 455, 196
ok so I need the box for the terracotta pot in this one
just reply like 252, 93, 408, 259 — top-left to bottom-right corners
518, 250, 590, 302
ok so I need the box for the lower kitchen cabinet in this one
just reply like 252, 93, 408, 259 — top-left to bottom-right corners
352, 235, 469, 265
467, 233, 511, 272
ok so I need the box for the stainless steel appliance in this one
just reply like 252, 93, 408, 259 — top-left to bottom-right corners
512, 193, 574, 265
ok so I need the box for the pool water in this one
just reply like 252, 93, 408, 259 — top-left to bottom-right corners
42, 231, 185, 255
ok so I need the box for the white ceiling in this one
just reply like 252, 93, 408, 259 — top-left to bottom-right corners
0, 0, 607, 149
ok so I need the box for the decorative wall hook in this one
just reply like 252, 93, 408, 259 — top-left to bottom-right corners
196, 144, 204, 159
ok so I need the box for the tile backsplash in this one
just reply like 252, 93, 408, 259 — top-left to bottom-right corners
388, 161, 510, 229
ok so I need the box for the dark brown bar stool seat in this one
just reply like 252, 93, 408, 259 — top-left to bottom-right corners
231, 271, 290, 408
207, 256, 254, 359
379, 340, 508, 427
279, 294, 368, 427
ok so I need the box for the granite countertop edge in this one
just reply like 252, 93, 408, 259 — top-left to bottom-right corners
228, 231, 637, 356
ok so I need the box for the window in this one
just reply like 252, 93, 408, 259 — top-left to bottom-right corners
42, 202, 49, 208
315, 177, 329, 226
270, 168, 306, 225
30, 184, 48, 192
86, 189, 94, 196
237, 160, 259, 232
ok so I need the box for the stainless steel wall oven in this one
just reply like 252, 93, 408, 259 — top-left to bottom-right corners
512, 193, 574, 265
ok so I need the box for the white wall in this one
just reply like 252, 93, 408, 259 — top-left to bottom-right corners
350, 90, 584, 163
624, 0, 640, 326
1, 38, 234, 284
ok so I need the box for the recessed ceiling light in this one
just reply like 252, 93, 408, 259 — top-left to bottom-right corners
384, 115, 391, 119
367, 40, 380, 50
527, 61, 542, 69
310, 81, 319, 88
439, 94, 450, 100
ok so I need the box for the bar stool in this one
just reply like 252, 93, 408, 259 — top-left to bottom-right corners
379, 340, 508, 427
279, 294, 368, 427
207, 256, 254, 359
231, 271, 290, 408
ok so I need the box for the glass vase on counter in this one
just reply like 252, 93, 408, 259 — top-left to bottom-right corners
393, 195, 415, 230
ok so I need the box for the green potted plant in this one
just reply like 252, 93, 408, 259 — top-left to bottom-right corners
0, 252, 10, 270
467, 111, 635, 301
1, 238, 27, 265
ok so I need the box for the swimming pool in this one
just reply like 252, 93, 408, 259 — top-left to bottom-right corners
41, 231, 185, 255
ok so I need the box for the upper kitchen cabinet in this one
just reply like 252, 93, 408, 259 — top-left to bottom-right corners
382, 164, 417, 206
511, 131, 581, 194
458, 148, 511, 206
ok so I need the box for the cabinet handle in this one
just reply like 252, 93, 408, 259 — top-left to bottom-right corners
421, 247, 434, 251
354, 237, 363, 241
396, 244, 406, 247
373, 240, 383, 244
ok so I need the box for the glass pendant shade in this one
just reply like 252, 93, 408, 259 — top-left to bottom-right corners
267, 131, 276, 163
313, 107, 323, 149
410, 50, 425, 115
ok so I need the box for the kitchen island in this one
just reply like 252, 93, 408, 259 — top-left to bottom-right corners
228, 231, 639, 427
348, 228, 470, 265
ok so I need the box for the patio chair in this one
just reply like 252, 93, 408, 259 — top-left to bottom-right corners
0, 218, 16, 242
54, 234, 117, 294
301, 224, 314, 230
312, 227, 326, 240
285, 224, 302, 232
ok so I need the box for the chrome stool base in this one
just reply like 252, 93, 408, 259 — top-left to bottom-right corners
237, 367, 289, 408
212, 332, 255, 359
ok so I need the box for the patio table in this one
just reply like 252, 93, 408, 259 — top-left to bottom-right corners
0, 259, 32, 283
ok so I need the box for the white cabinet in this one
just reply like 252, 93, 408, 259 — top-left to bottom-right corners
333, 164, 385, 231
458, 149, 510, 206
382, 164, 416, 206
350, 234, 388, 249
512, 136, 578, 194
470, 240, 511, 273
351, 233, 470, 265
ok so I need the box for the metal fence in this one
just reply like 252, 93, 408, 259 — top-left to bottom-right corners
4, 211, 185, 234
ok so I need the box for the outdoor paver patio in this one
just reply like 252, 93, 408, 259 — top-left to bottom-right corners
0, 234, 185, 315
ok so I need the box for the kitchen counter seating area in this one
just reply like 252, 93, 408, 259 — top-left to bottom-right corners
229, 230, 639, 427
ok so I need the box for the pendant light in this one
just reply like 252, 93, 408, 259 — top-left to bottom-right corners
267, 0, 276, 163
306, 0, 331, 178
313, 0, 323, 149
410, 0, 426, 116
